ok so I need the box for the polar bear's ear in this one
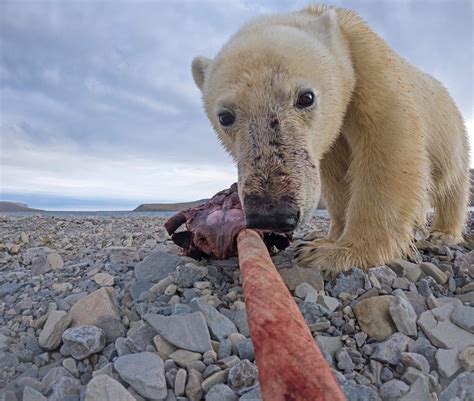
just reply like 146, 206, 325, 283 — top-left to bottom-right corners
192, 56, 212, 91
310, 8, 339, 38
317, 8, 338, 31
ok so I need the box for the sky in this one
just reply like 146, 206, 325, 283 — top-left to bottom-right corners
0, 0, 472, 210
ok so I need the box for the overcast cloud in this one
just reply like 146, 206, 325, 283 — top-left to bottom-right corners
1, 0, 472, 210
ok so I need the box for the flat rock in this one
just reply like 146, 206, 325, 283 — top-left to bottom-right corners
134, 250, 180, 282
38, 310, 72, 350
435, 348, 461, 379
399, 352, 430, 374
369, 266, 397, 289
328, 268, 367, 297
31, 251, 63, 275
144, 312, 212, 353
205, 384, 238, 401
125, 320, 157, 353
69, 287, 124, 342
420, 262, 448, 284
175, 263, 208, 287
239, 387, 262, 401
418, 302, 474, 351
459, 345, 474, 372
153, 334, 177, 360
220, 308, 250, 337
404, 292, 427, 317
190, 298, 237, 341
315, 336, 344, 358
169, 349, 202, 367
186, 369, 204, 401
85, 374, 135, 401
353, 296, 397, 341
399, 378, 429, 401
23, 386, 47, 401
389, 259, 422, 282
451, 305, 474, 333
372, 333, 414, 365
379, 379, 409, 401
316, 294, 341, 313
341, 380, 381, 401
62, 325, 106, 360
438, 372, 474, 401
114, 352, 167, 400
228, 360, 258, 395
389, 295, 417, 337
41, 366, 81, 401
278, 264, 324, 291
93, 272, 114, 286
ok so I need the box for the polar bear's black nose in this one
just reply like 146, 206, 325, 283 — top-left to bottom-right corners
243, 196, 299, 232
245, 210, 299, 233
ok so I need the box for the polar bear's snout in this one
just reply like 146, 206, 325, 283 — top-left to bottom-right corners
243, 193, 300, 233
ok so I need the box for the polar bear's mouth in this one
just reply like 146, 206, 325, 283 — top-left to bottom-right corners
243, 193, 300, 233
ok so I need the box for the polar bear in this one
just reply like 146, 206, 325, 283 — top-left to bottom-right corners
191, 5, 470, 273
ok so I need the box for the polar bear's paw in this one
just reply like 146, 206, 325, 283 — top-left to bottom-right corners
428, 230, 462, 246
295, 241, 368, 276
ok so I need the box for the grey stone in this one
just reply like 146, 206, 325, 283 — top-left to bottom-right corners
420, 262, 448, 284
41, 367, 81, 401
185, 369, 203, 401
328, 268, 367, 297
129, 280, 153, 300
0, 282, 27, 297
418, 303, 474, 351
39, 310, 72, 350
451, 305, 474, 334
341, 380, 381, 401
407, 338, 437, 369
190, 298, 237, 341
438, 372, 474, 401
315, 336, 344, 358
31, 251, 63, 275
278, 264, 324, 292
175, 263, 208, 287
84, 375, 135, 401
201, 370, 229, 393
399, 352, 430, 374
205, 384, 238, 401
114, 352, 167, 400
235, 339, 255, 361
174, 369, 187, 397
218, 339, 232, 359
135, 251, 180, 282
404, 292, 427, 317
354, 332, 367, 348
353, 296, 397, 341
372, 333, 414, 365
239, 386, 262, 400
23, 386, 47, 401
144, 312, 212, 353
169, 350, 202, 367
62, 325, 106, 360
389, 260, 422, 282
435, 348, 461, 379
316, 294, 341, 313
399, 379, 429, 401
221, 309, 250, 337
379, 380, 409, 401
125, 320, 157, 353
388, 295, 417, 337
228, 360, 258, 395
336, 348, 355, 372
369, 266, 398, 289
459, 345, 474, 372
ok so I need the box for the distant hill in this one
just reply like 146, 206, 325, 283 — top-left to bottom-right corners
136, 169, 473, 212
0, 201, 44, 212
134, 199, 209, 212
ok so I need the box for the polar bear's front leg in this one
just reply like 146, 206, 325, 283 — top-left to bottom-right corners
297, 123, 431, 274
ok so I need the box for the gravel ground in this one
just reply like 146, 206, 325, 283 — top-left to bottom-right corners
0, 213, 473, 401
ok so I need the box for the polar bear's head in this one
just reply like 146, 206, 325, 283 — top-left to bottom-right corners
192, 9, 355, 232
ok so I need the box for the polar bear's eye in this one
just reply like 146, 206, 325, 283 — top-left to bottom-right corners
218, 111, 235, 127
296, 91, 315, 109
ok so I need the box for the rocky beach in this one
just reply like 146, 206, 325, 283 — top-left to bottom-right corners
0, 213, 473, 401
